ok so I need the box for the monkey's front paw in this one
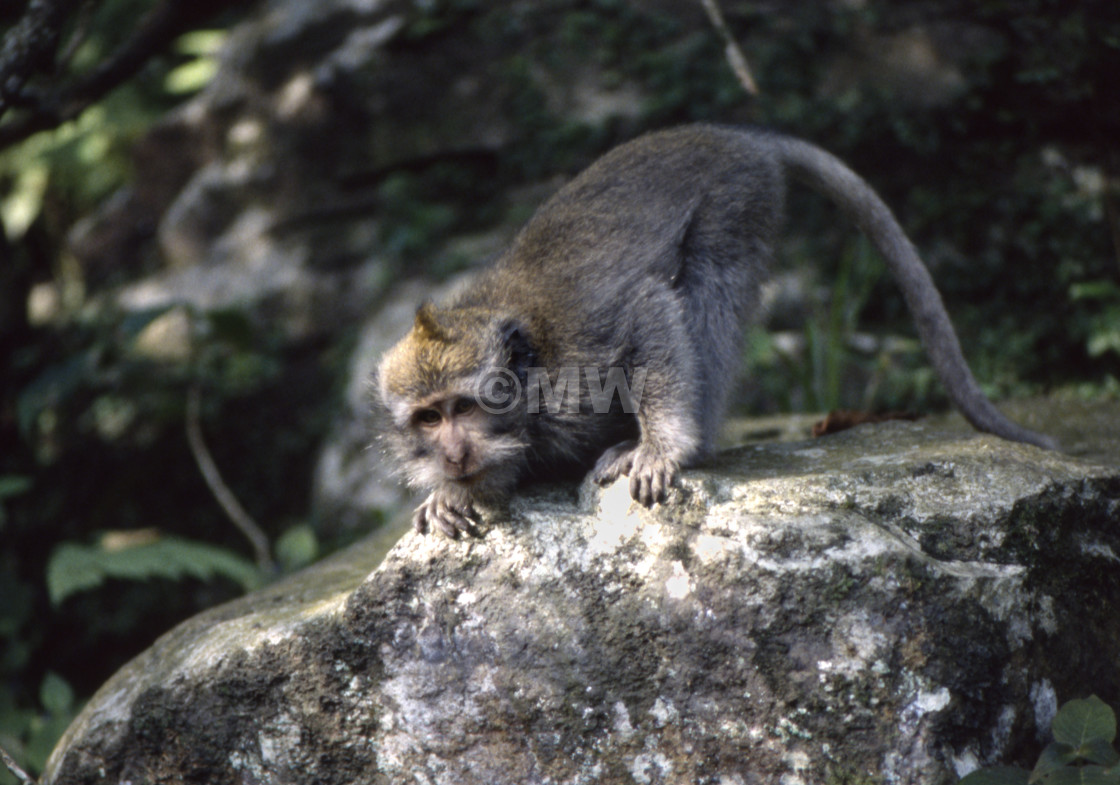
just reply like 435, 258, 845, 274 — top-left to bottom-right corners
592, 440, 677, 507
413, 491, 480, 539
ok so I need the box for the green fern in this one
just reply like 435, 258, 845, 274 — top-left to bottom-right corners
46, 536, 262, 605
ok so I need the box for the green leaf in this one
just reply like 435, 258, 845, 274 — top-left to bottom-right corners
39, 672, 73, 717
0, 475, 32, 499
47, 543, 105, 603
960, 765, 1031, 785
47, 537, 262, 605
175, 30, 226, 56
0, 160, 49, 239
1037, 766, 1118, 785
1086, 321, 1120, 358
166, 27, 225, 95
1083, 739, 1120, 768
276, 524, 319, 573
0, 474, 33, 526
1032, 743, 1078, 782
1053, 697, 1117, 748
1070, 281, 1120, 301
165, 58, 219, 94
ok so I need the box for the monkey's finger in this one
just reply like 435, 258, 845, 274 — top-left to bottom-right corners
649, 469, 668, 505
593, 452, 629, 485
451, 511, 479, 536
436, 515, 460, 539
412, 505, 429, 534
434, 505, 463, 538
630, 472, 654, 508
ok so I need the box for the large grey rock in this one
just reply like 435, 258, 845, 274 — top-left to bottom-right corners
44, 412, 1120, 784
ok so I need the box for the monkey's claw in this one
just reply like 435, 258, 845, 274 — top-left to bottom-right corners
413, 492, 480, 539
629, 455, 675, 507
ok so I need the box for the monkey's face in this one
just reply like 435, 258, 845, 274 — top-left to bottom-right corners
411, 395, 492, 482
383, 382, 529, 499
375, 303, 536, 499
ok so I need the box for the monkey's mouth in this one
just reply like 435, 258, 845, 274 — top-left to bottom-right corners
444, 466, 483, 484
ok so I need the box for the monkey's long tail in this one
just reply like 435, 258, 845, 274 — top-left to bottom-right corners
775, 136, 1058, 451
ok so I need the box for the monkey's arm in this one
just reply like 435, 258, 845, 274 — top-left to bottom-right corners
588, 296, 703, 506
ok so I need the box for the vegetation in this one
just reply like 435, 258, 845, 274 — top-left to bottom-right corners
961, 696, 1120, 785
1, 0, 1118, 779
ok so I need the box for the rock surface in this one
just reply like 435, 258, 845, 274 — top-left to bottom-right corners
44, 412, 1120, 785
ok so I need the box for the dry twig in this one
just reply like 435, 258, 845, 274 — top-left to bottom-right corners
698, 0, 759, 96
186, 385, 275, 573
0, 742, 36, 785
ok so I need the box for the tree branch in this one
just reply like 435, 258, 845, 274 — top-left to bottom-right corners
0, 0, 81, 120
0, 0, 250, 152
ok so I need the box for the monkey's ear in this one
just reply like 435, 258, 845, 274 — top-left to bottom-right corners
499, 319, 537, 375
414, 303, 448, 340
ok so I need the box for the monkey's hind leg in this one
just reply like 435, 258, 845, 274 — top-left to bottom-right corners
590, 439, 640, 488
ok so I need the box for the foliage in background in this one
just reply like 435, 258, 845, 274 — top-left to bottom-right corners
46, 536, 261, 606
1, 0, 1118, 778
0, 295, 336, 776
738, 236, 926, 415
731, 0, 1120, 410
1, 25, 227, 241
0, 1, 253, 777
960, 696, 1120, 785
1072, 280, 1120, 362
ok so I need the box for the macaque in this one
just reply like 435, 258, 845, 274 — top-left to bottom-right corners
375, 125, 1055, 537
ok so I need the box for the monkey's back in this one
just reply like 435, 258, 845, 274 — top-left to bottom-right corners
461, 125, 784, 369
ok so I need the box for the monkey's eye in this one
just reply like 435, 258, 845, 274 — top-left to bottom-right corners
414, 408, 442, 427
452, 398, 476, 416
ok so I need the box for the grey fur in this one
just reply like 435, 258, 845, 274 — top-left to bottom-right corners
378, 124, 1055, 534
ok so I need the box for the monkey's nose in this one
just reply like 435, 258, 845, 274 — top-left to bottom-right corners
444, 453, 470, 477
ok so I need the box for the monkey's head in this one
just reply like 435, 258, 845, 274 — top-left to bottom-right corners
375, 303, 535, 498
